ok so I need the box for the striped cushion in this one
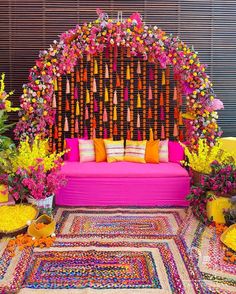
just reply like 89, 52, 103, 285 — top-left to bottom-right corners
159, 139, 169, 162
79, 139, 95, 162
124, 140, 147, 163
104, 140, 124, 163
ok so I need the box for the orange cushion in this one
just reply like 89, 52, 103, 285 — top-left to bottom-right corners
93, 138, 107, 162
145, 140, 160, 163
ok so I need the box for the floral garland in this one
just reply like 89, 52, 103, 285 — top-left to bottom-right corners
14, 9, 223, 148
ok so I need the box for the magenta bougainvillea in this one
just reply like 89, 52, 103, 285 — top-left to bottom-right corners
14, 10, 223, 148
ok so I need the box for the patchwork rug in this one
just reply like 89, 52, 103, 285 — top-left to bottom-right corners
0, 207, 235, 293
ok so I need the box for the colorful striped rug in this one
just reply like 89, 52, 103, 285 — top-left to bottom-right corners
0, 207, 235, 293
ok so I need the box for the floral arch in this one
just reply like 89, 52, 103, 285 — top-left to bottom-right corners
15, 10, 223, 150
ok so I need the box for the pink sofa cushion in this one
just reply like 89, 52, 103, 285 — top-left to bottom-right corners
168, 141, 185, 163
60, 161, 189, 178
64, 138, 79, 161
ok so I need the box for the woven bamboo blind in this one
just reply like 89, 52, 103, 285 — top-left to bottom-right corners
1, 0, 236, 137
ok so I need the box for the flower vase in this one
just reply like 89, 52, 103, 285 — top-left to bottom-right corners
27, 194, 54, 210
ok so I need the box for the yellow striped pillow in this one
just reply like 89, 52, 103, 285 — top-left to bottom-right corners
124, 140, 147, 163
104, 140, 125, 163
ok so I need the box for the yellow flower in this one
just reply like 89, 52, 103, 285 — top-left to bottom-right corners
181, 139, 235, 174
11, 136, 66, 174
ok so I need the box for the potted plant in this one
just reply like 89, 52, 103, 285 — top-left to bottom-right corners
181, 139, 234, 185
0, 136, 67, 212
187, 160, 236, 224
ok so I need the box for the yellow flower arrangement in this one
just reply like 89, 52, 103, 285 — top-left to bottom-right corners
181, 139, 234, 174
0, 73, 18, 112
11, 136, 66, 173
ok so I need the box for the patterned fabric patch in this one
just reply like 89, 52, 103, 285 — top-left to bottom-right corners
1, 207, 235, 293
56, 211, 182, 238
78, 139, 95, 162
124, 140, 147, 163
159, 139, 169, 162
104, 140, 124, 162
0, 239, 32, 293
180, 211, 236, 293
23, 250, 161, 289
21, 238, 203, 293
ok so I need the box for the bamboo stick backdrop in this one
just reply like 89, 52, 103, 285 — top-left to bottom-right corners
0, 0, 236, 137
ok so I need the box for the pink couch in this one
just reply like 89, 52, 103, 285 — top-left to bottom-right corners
56, 162, 190, 206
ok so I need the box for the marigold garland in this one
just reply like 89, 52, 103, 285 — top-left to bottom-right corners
165, 67, 170, 138
109, 48, 113, 138
120, 47, 124, 139
154, 63, 158, 139
80, 60, 84, 138
58, 77, 62, 151
70, 72, 75, 137
142, 60, 146, 139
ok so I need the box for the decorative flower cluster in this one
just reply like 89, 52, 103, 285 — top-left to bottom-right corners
0, 73, 16, 112
9, 136, 65, 173
7, 234, 56, 251
0, 136, 67, 200
187, 185, 212, 223
187, 160, 236, 223
0, 73, 19, 152
202, 160, 236, 196
181, 139, 233, 174
9, 162, 66, 200
14, 10, 223, 147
